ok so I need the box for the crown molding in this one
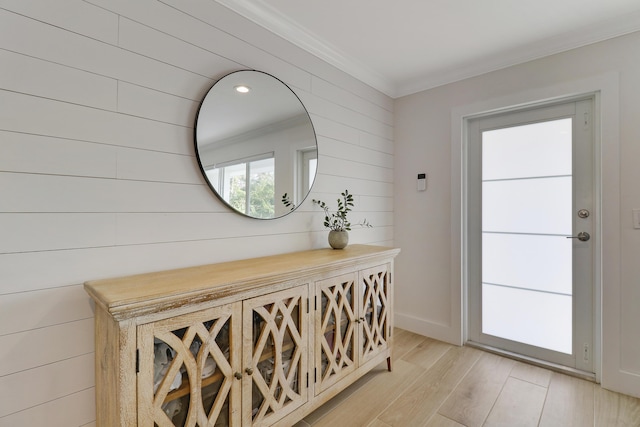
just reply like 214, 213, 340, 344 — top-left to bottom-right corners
217, 0, 640, 99
214, 0, 398, 97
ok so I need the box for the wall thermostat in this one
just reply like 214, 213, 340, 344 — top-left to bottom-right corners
417, 173, 427, 191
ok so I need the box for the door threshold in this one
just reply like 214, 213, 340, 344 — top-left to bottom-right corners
465, 341, 596, 382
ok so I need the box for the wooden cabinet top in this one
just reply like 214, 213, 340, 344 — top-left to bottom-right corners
84, 244, 400, 320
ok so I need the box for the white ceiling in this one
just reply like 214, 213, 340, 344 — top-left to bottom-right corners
215, 0, 640, 98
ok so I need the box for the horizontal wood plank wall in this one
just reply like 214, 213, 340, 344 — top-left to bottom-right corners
0, 0, 394, 424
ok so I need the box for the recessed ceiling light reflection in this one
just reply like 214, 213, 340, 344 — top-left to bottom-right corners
234, 85, 251, 93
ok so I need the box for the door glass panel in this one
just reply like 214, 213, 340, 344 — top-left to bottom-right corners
481, 118, 573, 354
482, 284, 572, 354
482, 177, 572, 235
483, 119, 572, 180
483, 233, 572, 294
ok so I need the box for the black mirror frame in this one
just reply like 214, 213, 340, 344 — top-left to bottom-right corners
194, 70, 318, 220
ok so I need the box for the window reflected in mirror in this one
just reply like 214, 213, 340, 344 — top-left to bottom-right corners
206, 154, 275, 219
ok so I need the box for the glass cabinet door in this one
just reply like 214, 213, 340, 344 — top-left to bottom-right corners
359, 265, 391, 365
242, 286, 309, 426
314, 273, 358, 394
137, 303, 241, 427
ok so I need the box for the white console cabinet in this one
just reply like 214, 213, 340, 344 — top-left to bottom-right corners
85, 245, 400, 426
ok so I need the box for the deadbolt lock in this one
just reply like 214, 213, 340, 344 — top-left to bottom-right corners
578, 209, 590, 218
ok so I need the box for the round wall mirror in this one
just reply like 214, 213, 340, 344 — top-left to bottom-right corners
195, 70, 318, 219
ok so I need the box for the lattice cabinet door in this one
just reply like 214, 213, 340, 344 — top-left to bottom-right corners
242, 285, 309, 426
137, 302, 242, 427
314, 273, 358, 394
358, 264, 392, 365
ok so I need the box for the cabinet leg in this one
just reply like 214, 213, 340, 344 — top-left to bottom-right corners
387, 356, 392, 372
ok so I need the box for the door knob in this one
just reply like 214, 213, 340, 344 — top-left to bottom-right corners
566, 232, 590, 242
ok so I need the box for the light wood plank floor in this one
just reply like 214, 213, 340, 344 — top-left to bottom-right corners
295, 329, 640, 427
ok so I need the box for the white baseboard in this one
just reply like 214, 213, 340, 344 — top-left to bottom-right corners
394, 312, 462, 346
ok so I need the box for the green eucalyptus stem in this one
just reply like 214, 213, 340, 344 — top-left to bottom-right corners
312, 190, 372, 232
281, 193, 296, 211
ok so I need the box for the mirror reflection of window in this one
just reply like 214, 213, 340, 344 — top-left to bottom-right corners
247, 157, 275, 218
299, 148, 318, 202
206, 154, 275, 219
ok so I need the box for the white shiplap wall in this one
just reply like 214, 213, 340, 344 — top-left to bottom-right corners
0, 1, 394, 425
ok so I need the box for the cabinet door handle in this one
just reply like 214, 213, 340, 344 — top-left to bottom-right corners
245, 367, 254, 375
234, 372, 242, 380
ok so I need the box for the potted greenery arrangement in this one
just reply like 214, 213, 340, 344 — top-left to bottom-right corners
312, 190, 371, 249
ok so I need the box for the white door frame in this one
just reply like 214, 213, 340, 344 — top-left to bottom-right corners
450, 73, 621, 385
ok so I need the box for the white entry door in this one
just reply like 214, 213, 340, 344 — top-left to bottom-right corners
466, 98, 595, 374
